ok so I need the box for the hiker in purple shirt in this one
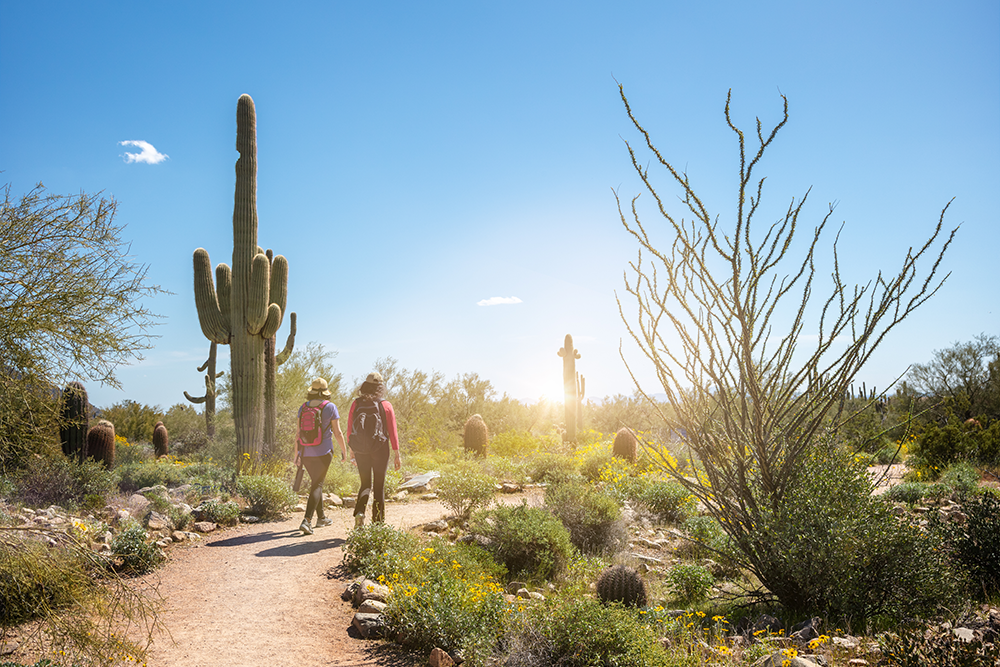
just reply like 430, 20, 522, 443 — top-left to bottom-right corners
295, 377, 347, 535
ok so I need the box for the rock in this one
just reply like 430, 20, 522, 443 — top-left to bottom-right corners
847, 660, 869, 666
352, 612, 386, 639
633, 537, 661, 549
832, 636, 859, 650
630, 552, 664, 565
192, 521, 217, 533
528, 591, 545, 601
342, 497, 356, 509
359, 599, 387, 614
423, 520, 449, 533
171, 531, 188, 543
353, 579, 391, 606
500, 483, 520, 493
146, 511, 174, 533
790, 617, 822, 642
953, 627, 975, 643
751, 655, 821, 667
420, 493, 439, 501
506, 581, 527, 595
516, 588, 531, 599
392, 491, 408, 502
398, 471, 440, 491
169, 484, 193, 499
155, 538, 172, 548
294, 503, 307, 512
242, 515, 260, 523
342, 581, 360, 602
323, 493, 343, 507
429, 647, 455, 667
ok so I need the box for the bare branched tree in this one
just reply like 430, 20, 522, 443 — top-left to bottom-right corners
615, 86, 957, 607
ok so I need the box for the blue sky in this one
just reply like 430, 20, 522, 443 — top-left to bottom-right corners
1, 1, 997, 411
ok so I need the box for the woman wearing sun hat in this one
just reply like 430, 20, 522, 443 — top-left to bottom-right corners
345, 371, 401, 526
295, 377, 347, 535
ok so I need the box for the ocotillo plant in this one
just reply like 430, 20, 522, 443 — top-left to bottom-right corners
557, 334, 581, 443
183, 341, 223, 439
59, 381, 89, 463
264, 307, 296, 460
193, 94, 288, 464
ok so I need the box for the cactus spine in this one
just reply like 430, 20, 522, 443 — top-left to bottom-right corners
153, 421, 169, 458
59, 381, 89, 463
557, 334, 581, 443
86, 419, 116, 469
596, 564, 647, 608
193, 94, 288, 465
612, 427, 638, 464
184, 341, 223, 439
463, 413, 489, 457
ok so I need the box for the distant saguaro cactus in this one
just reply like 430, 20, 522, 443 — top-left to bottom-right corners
59, 381, 89, 464
192, 94, 289, 465
612, 427, 638, 464
153, 421, 169, 458
184, 341, 223, 439
463, 413, 489, 457
557, 334, 581, 443
87, 420, 116, 469
596, 564, 647, 608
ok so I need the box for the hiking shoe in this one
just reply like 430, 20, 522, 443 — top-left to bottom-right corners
354, 514, 365, 528
315, 517, 333, 528
299, 520, 313, 535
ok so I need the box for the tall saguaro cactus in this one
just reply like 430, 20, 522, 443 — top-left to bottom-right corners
264, 305, 296, 460
557, 334, 581, 443
193, 94, 288, 464
184, 341, 223, 439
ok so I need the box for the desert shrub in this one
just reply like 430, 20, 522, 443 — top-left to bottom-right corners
382, 539, 509, 665
470, 502, 574, 582
117, 460, 186, 493
934, 490, 1000, 600
578, 449, 613, 482
481, 455, 530, 486
0, 536, 95, 624
490, 430, 555, 458
436, 464, 496, 520
343, 522, 422, 579
526, 452, 577, 484
113, 435, 151, 466
938, 461, 980, 496
597, 456, 644, 503
912, 423, 974, 469
234, 474, 296, 519
665, 563, 714, 604
15, 456, 116, 509
321, 459, 358, 497
182, 462, 233, 498
544, 478, 626, 555
879, 625, 1000, 666
736, 445, 961, 621
680, 515, 731, 560
511, 596, 669, 667
197, 499, 240, 526
884, 481, 931, 504
110, 521, 163, 574
635, 478, 696, 523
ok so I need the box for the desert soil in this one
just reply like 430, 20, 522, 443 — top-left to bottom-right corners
132, 492, 539, 667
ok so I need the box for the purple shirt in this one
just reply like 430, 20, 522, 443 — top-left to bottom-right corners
297, 400, 340, 457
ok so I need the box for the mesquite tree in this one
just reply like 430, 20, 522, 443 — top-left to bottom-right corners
616, 86, 955, 608
193, 94, 289, 464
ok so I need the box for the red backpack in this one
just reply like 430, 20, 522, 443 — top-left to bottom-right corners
297, 401, 329, 447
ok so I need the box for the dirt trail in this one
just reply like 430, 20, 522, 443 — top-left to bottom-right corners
136, 493, 540, 667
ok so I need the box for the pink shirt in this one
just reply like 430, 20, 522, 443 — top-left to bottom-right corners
345, 399, 399, 451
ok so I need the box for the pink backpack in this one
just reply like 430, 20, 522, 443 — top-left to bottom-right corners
297, 401, 328, 447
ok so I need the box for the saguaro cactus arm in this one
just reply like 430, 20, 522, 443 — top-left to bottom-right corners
276, 312, 297, 365
193, 248, 231, 344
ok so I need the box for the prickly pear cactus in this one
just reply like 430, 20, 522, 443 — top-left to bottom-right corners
557, 334, 581, 443
612, 427, 638, 464
463, 414, 489, 457
153, 421, 169, 458
59, 381, 89, 463
86, 420, 116, 469
192, 94, 289, 465
596, 564, 647, 608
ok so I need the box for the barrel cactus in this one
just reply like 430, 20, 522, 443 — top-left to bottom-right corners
87, 420, 116, 469
193, 94, 289, 465
596, 564, 647, 608
59, 381, 89, 463
153, 421, 169, 458
557, 334, 581, 443
612, 427, 638, 464
463, 414, 489, 457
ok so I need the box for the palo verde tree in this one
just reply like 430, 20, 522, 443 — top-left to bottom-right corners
616, 86, 957, 618
0, 182, 163, 469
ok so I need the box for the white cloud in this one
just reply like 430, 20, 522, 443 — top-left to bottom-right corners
477, 296, 523, 307
119, 140, 169, 164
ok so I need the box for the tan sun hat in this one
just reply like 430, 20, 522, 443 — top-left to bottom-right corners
365, 371, 384, 384
308, 377, 331, 397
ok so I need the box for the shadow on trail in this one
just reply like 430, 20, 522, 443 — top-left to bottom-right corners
206, 530, 300, 548
256, 537, 345, 557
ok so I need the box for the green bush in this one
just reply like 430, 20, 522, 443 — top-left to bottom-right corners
235, 474, 297, 519
680, 515, 731, 561
526, 452, 578, 484
884, 481, 931, 504
879, 625, 1000, 667
736, 445, 961, 621
938, 461, 980, 496
490, 430, 556, 458
197, 499, 240, 526
343, 522, 422, 579
321, 458, 358, 497
0, 536, 95, 624
934, 490, 1000, 600
470, 502, 574, 582
636, 478, 696, 523
436, 464, 497, 520
15, 456, 116, 509
665, 563, 714, 604
579, 450, 613, 482
110, 521, 163, 574
510, 596, 669, 667
544, 478, 626, 555
117, 460, 186, 493
912, 421, 1000, 469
